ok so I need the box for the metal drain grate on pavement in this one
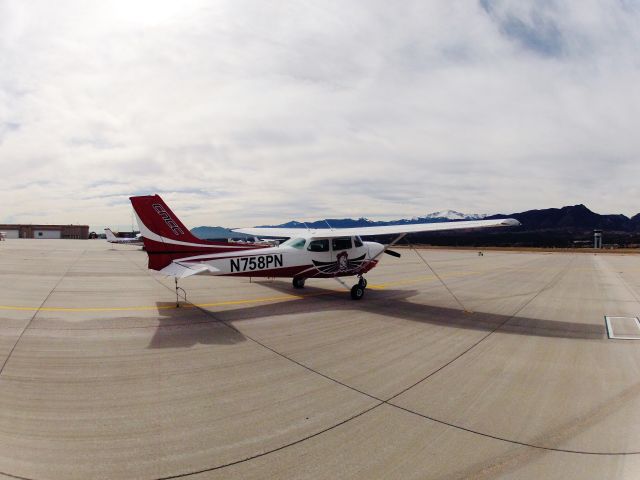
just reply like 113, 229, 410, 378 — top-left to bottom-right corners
605, 316, 640, 340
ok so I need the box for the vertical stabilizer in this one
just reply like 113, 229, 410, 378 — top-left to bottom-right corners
129, 195, 261, 270
104, 228, 118, 242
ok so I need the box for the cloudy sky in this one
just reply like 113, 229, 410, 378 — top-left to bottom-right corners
1, 0, 639, 231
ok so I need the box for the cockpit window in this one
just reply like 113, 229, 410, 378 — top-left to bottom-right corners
288, 238, 306, 249
354, 236, 363, 247
332, 237, 352, 251
281, 237, 306, 249
307, 239, 329, 252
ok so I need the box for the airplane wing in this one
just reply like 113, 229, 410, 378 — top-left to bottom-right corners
232, 218, 520, 239
160, 261, 220, 278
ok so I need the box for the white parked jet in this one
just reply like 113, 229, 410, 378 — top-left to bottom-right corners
130, 195, 520, 300
105, 228, 144, 246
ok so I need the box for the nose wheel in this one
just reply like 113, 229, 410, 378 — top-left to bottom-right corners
292, 277, 305, 289
351, 275, 367, 300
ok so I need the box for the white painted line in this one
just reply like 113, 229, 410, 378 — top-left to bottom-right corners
605, 316, 640, 340
605, 316, 614, 339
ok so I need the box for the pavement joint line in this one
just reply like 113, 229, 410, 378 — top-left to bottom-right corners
384, 255, 578, 403
152, 402, 385, 480
0, 249, 87, 378
614, 269, 640, 304
151, 254, 640, 480
0, 252, 636, 480
0, 293, 323, 312
384, 401, 640, 456
0, 272, 479, 312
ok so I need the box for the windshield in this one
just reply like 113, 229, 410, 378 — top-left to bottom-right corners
281, 237, 306, 249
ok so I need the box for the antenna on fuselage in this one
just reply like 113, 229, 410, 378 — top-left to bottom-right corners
324, 219, 334, 231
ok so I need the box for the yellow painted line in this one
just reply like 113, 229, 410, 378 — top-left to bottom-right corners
0, 304, 168, 312
0, 270, 480, 312
0, 293, 320, 312
194, 292, 329, 308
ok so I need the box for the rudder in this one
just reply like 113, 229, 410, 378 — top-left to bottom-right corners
104, 228, 118, 241
129, 194, 257, 271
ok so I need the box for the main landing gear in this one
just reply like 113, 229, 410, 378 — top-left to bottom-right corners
293, 275, 368, 300
350, 275, 367, 300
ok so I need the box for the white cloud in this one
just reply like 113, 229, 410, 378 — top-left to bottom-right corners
1, 0, 639, 230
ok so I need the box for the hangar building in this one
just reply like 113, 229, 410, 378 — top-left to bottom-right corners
0, 224, 89, 239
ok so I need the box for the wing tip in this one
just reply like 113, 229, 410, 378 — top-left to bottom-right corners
501, 218, 521, 227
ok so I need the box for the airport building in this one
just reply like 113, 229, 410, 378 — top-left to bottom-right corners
0, 224, 89, 239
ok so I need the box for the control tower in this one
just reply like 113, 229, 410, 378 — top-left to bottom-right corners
594, 229, 603, 249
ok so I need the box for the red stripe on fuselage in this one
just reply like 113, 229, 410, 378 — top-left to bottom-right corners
222, 259, 379, 279
224, 265, 313, 278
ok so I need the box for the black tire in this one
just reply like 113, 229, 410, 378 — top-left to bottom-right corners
293, 277, 305, 289
350, 284, 365, 300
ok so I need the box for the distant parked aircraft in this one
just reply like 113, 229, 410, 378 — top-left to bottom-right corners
129, 195, 520, 300
104, 228, 144, 246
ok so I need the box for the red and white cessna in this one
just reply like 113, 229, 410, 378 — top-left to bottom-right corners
105, 228, 144, 246
130, 195, 520, 300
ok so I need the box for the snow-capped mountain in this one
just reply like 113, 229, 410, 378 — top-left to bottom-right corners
423, 210, 488, 220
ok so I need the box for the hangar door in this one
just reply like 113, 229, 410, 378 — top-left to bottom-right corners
2, 230, 19, 239
34, 230, 61, 239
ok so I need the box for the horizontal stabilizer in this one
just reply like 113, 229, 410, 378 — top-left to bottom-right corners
160, 262, 219, 279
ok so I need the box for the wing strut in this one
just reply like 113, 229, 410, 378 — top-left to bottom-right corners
404, 238, 470, 313
389, 233, 406, 248
371, 233, 407, 261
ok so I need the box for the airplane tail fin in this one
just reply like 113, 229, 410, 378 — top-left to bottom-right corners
104, 228, 118, 241
129, 194, 252, 271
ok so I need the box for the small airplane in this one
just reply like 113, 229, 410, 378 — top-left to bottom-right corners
104, 228, 144, 246
130, 195, 520, 300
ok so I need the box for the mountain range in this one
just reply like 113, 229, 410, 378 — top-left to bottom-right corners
488, 204, 640, 232
191, 204, 640, 247
258, 204, 640, 232
191, 210, 490, 239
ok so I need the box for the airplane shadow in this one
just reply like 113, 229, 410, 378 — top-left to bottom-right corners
148, 301, 246, 348
218, 279, 606, 340
147, 279, 606, 349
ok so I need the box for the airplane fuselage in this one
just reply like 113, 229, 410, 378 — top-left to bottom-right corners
172, 237, 384, 279
129, 194, 520, 299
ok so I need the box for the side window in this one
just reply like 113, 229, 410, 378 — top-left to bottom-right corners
354, 236, 363, 247
307, 239, 329, 252
290, 238, 306, 249
332, 237, 352, 251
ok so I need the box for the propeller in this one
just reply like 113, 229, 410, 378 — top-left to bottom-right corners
384, 249, 401, 258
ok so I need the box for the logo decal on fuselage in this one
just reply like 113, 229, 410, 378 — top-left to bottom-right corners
152, 204, 184, 236
312, 253, 366, 275
336, 251, 349, 271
